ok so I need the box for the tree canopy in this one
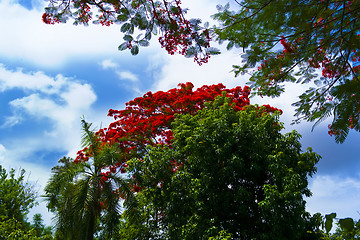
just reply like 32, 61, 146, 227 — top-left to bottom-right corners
76, 83, 263, 174
0, 166, 36, 225
38, 82, 357, 238
51, 83, 289, 238
214, 0, 360, 143
123, 96, 322, 239
43, 0, 360, 142
0, 166, 52, 240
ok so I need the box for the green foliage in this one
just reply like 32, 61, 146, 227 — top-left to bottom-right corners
0, 217, 53, 240
321, 215, 360, 239
126, 96, 322, 239
325, 213, 337, 233
0, 166, 53, 239
0, 166, 36, 224
44, 119, 137, 239
31, 214, 53, 239
213, 0, 360, 142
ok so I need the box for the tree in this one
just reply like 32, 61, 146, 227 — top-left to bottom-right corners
125, 96, 322, 239
0, 166, 52, 239
0, 166, 36, 235
69, 83, 280, 238
85, 82, 279, 191
43, 0, 360, 142
44, 119, 136, 240
31, 214, 53, 239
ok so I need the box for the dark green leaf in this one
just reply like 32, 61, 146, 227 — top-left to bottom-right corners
227, 41, 234, 50
120, 23, 132, 33
325, 213, 336, 233
118, 42, 128, 51
339, 218, 354, 232
131, 45, 139, 55
123, 35, 133, 41
117, 14, 129, 22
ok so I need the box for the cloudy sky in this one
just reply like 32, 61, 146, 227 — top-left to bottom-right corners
0, 0, 359, 226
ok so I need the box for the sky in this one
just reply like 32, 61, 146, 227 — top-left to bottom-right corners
0, 0, 359, 227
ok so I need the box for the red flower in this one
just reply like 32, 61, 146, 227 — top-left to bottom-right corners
133, 185, 142, 192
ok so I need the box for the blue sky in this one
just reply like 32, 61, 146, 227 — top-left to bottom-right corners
0, 0, 359, 226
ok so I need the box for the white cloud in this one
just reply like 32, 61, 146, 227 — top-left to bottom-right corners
100, 59, 139, 82
306, 175, 360, 219
0, 63, 103, 225
0, 0, 127, 67
181, 0, 227, 24
116, 71, 138, 82
0, 0, 229, 68
60, 82, 97, 110
10, 94, 58, 117
0, 63, 97, 154
148, 0, 238, 87
1, 114, 22, 128
151, 49, 244, 92
0, 64, 65, 93
100, 59, 119, 70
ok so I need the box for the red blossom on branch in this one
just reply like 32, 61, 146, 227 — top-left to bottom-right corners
43, 0, 215, 64
42, 13, 61, 24
73, 83, 282, 193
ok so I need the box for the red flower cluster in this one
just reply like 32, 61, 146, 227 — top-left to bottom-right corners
42, 13, 61, 24
307, 47, 347, 79
280, 36, 293, 53
133, 185, 142, 192
101, 83, 251, 151
153, 1, 211, 65
73, 83, 282, 193
77, 3, 92, 24
100, 83, 282, 164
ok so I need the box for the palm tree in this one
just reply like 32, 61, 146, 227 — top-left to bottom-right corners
44, 119, 137, 240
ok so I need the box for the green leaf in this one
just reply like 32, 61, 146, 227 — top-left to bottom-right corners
227, 41, 234, 50
131, 12, 148, 30
120, 23, 132, 33
206, 47, 221, 55
325, 213, 336, 233
128, 23, 135, 34
145, 30, 152, 40
131, 45, 139, 55
138, 40, 149, 47
118, 42, 128, 51
339, 218, 355, 232
185, 46, 197, 58
117, 14, 129, 22
170, 6, 180, 15
119, 7, 130, 15
123, 35, 133, 41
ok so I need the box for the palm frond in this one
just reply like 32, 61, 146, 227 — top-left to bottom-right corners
100, 181, 122, 238
44, 157, 84, 211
